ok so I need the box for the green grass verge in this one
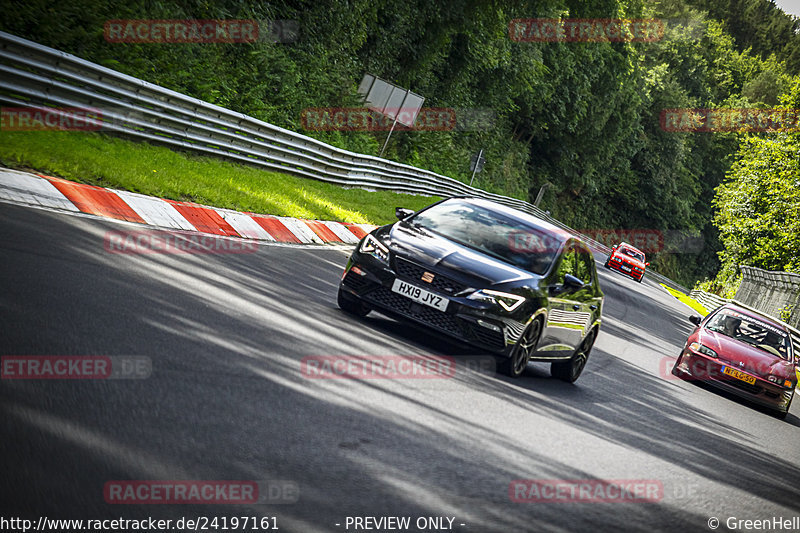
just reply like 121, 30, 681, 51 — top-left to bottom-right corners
660, 284, 709, 316
0, 131, 440, 225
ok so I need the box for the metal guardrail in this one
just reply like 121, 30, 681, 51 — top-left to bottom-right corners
0, 30, 686, 291
689, 290, 728, 313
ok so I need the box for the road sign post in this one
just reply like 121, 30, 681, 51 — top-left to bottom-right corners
469, 149, 485, 186
358, 74, 424, 158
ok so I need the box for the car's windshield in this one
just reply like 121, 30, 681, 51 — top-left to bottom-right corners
621, 247, 645, 262
706, 310, 791, 360
408, 200, 562, 275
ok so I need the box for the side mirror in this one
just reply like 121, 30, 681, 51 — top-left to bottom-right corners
645, 262, 650, 267
395, 207, 415, 220
689, 315, 702, 325
564, 274, 585, 291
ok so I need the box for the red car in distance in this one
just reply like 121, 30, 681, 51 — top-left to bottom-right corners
604, 242, 648, 282
672, 304, 797, 419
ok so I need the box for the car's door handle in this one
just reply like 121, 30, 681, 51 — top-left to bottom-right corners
572, 304, 581, 310
590, 305, 598, 310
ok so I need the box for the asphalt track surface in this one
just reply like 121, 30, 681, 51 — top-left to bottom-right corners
1, 203, 799, 533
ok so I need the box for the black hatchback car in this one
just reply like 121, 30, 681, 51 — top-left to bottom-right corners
337, 198, 604, 381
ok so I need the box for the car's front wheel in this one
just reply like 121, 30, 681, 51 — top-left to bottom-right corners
774, 394, 792, 420
499, 318, 542, 378
337, 287, 371, 317
551, 329, 596, 383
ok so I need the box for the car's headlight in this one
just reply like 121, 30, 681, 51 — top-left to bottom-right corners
689, 342, 718, 358
467, 289, 525, 312
767, 375, 794, 388
359, 234, 390, 263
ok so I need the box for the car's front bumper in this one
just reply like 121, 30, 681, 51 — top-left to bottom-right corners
608, 258, 644, 281
339, 253, 529, 356
675, 348, 794, 412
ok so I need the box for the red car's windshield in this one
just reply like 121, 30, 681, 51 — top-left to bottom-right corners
706, 310, 792, 360
619, 247, 645, 262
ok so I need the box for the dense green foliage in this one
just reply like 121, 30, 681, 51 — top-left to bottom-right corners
687, 0, 800, 74
1, 0, 798, 286
711, 80, 800, 292
715, 134, 800, 271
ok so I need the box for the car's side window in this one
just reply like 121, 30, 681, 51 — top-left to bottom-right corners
576, 249, 594, 285
556, 246, 577, 282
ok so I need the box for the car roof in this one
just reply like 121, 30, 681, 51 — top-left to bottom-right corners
716, 303, 790, 333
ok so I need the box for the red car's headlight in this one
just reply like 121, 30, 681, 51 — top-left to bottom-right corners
767, 375, 795, 388
689, 342, 718, 358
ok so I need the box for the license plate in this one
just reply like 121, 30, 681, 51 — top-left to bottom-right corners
722, 366, 756, 385
391, 279, 448, 312
620, 265, 631, 272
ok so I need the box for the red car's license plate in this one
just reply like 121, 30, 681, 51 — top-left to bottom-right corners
722, 366, 756, 385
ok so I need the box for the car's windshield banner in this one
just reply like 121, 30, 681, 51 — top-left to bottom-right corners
721, 311, 788, 337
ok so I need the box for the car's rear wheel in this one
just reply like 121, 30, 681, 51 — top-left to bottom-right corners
499, 318, 542, 378
551, 329, 596, 383
337, 287, 371, 317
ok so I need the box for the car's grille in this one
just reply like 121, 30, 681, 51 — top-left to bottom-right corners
342, 270, 369, 291
366, 287, 464, 335
366, 285, 411, 311
394, 257, 469, 295
364, 286, 506, 350
416, 306, 465, 336
469, 325, 506, 350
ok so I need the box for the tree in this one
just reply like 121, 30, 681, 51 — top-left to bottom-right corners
713, 81, 800, 276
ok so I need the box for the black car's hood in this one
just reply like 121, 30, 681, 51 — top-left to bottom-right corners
383, 222, 535, 287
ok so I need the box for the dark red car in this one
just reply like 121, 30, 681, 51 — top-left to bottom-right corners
672, 303, 797, 419
604, 242, 648, 282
